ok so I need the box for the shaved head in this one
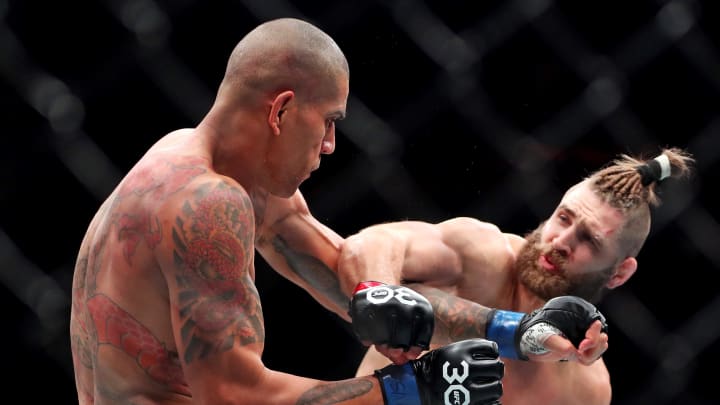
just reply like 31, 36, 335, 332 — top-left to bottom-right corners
218, 18, 349, 105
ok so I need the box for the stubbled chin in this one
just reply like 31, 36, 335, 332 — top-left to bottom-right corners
515, 225, 570, 300
516, 251, 570, 300
520, 264, 570, 301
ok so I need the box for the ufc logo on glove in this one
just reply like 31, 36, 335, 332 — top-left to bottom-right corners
374, 340, 503, 405
443, 360, 470, 405
350, 282, 504, 405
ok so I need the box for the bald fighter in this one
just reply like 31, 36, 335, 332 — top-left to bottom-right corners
70, 18, 503, 405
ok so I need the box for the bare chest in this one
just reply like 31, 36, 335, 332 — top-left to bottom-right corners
501, 360, 572, 405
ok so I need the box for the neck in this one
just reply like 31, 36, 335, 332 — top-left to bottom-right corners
512, 282, 548, 313
197, 108, 267, 192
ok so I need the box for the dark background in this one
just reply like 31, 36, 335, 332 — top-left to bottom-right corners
2, 0, 719, 404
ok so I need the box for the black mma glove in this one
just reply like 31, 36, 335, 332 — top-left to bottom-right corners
349, 281, 434, 350
485, 295, 608, 360
375, 338, 504, 405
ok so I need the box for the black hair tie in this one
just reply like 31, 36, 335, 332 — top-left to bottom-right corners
636, 154, 671, 186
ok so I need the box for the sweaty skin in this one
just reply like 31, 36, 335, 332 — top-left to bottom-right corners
342, 211, 618, 405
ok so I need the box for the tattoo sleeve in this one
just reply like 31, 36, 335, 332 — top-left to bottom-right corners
170, 181, 264, 364
271, 235, 348, 312
407, 283, 491, 345
296, 378, 374, 405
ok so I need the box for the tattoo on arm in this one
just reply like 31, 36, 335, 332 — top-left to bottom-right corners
271, 235, 348, 311
171, 181, 264, 364
408, 283, 491, 344
296, 379, 374, 405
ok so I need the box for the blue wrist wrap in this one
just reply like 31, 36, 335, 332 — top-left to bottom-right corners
486, 309, 525, 359
376, 363, 422, 405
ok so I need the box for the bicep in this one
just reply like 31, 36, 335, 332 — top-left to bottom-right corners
395, 221, 466, 284
337, 220, 464, 291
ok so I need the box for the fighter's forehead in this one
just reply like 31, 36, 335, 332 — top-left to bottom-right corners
558, 182, 625, 236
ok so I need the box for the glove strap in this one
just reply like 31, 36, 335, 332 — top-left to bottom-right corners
353, 280, 386, 295
486, 309, 525, 359
375, 363, 422, 405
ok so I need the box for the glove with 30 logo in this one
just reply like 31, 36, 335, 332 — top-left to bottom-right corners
375, 338, 504, 405
349, 281, 434, 350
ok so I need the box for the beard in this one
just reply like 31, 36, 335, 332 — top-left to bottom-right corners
515, 224, 613, 304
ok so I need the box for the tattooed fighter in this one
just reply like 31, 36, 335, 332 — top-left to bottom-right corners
341, 148, 694, 405
69, 18, 504, 405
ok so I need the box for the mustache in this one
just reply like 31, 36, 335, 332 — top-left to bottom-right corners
538, 246, 567, 272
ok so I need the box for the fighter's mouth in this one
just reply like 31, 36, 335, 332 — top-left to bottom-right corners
539, 254, 559, 273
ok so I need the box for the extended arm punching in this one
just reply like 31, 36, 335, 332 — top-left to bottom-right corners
341, 219, 609, 364
156, 179, 504, 405
256, 191, 350, 319
355, 282, 609, 364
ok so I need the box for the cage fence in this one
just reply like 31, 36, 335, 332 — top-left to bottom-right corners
0, 0, 718, 404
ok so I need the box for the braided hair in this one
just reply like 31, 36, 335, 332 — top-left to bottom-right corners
587, 147, 694, 256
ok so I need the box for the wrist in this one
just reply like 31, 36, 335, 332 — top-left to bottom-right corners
375, 363, 422, 405
486, 309, 526, 360
519, 322, 563, 356
353, 280, 386, 295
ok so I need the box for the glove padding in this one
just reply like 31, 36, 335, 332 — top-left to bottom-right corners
518, 295, 608, 349
349, 281, 434, 350
376, 338, 504, 405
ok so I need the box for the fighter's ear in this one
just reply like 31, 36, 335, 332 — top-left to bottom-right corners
606, 257, 637, 289
268, 90, 294, 135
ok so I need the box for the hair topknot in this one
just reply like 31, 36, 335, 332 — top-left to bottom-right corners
589, 147, 694, 210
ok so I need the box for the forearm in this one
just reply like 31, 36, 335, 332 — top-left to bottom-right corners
407, 283, 492, 345
412, 285, 610, 364
410, 283, 536, 359
258, 193, 350, 319
261, 233, 350, 319
295, 378, 383, 405
190, 360, 385, 405
265, 343, 505, 405
259, 370, 384, 405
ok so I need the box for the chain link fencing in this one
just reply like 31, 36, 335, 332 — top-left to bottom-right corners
1, 0, 718, 403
